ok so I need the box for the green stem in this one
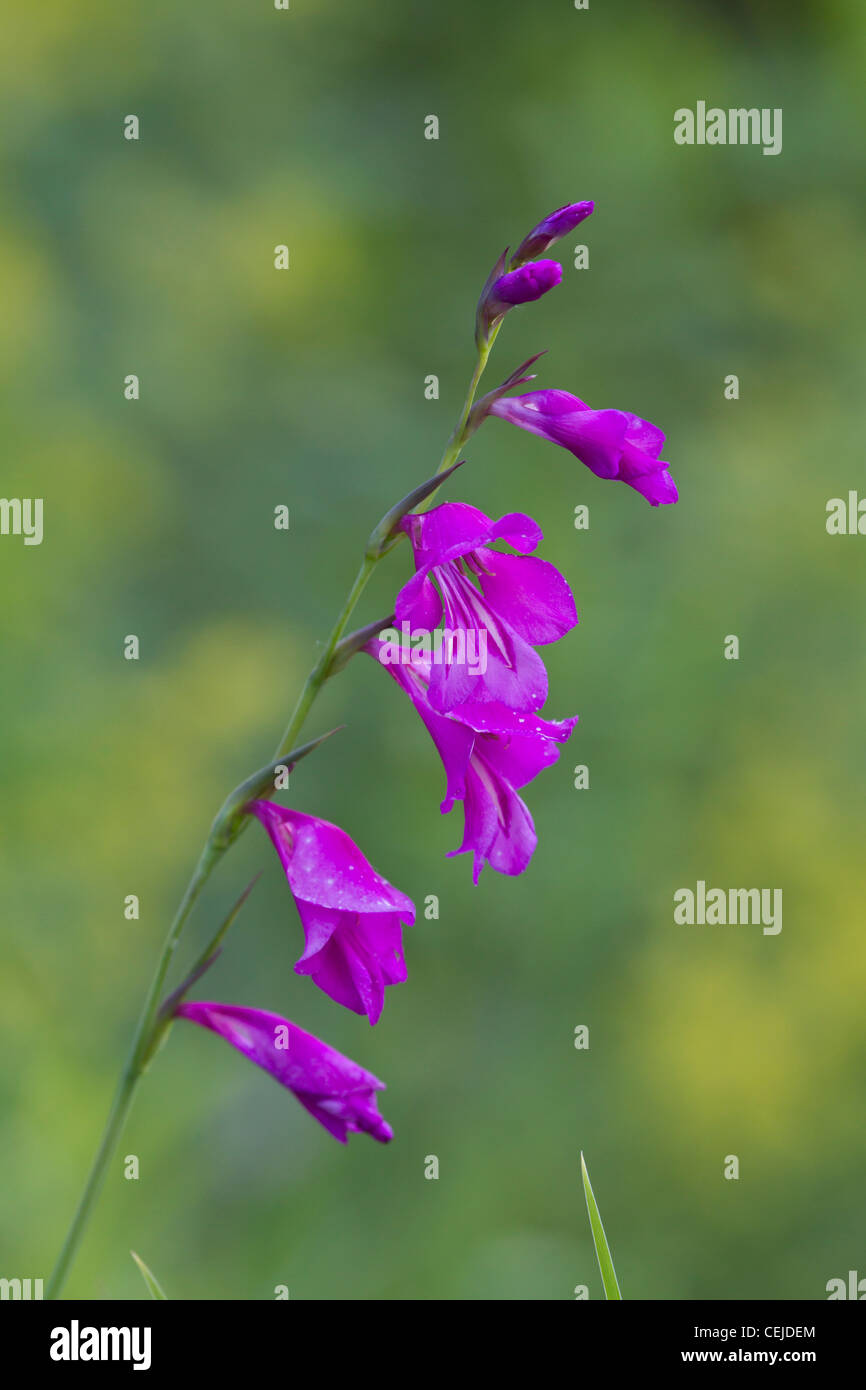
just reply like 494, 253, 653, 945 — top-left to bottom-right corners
44, 1069, 138, 1303
45, 846, 216, 1301
45, 559, 379, 1300
46, 322, 504, 1299
273, 554, 377, 761
436, 324, 500, 479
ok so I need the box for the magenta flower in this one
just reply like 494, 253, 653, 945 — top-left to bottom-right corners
367, 640, 576, 882
511, 201, 595, 265
176, 1001, 393, 1143
248, 802, 415, 1025
394, 502, 577, 718
489, 389, 678, 506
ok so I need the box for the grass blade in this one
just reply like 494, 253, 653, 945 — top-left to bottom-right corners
580, 1151, 622, 1300
130, 1249, 168, 1300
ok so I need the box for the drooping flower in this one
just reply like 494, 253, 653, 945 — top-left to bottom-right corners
176, 1001, 393, 1143
511, 201, 595, 266
248, 802, 415, 1025
366, 639, 576, 882
489, 389, 678, 506
395, 501, 577, 717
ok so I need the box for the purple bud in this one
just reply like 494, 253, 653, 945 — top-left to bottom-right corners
511, 201, 594, 267
478, 260, 562, 341
488, 260, 562, 310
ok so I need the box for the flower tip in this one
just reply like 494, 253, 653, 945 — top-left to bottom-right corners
511, 201, 595, 266
548, 199, 594, 228
633, 469, 679, 507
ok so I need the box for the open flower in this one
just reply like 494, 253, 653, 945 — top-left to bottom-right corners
511, 201, 594, 266
248, 802, 415, 1025
489, 389, 678, 506
395, 501, 577, 717
176, 1002, 393, 1143
367, 639, 576, 882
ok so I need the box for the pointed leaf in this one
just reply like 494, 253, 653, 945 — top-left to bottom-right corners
130, 1250, 168, 1300
211, 726, 344, 847
468, 351, 548, 432
328, 613, 395, 676
366, 460, 464, 558
159, 874, 263, 1023
580, 1152, 622, 1300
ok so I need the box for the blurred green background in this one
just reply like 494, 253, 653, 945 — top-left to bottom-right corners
2, 0, 864, 1300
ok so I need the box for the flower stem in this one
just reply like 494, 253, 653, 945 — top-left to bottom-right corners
45, 555, 380, 1299
436, 324, 501, 478
47, 324, 502, 1298
44, 1069, 138, 1303
273, 553, 377, 761
45, 846, 216, 1301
